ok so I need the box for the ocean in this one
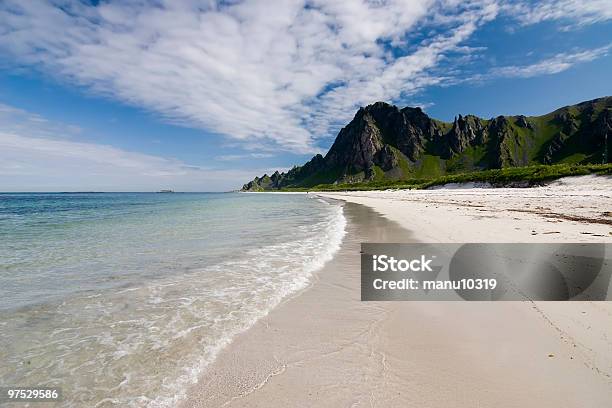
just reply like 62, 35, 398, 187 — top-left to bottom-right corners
0, 192, 346, 407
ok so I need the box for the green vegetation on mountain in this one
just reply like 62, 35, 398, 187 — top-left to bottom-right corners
242, 97, 611, 191
287, 163, 612, 191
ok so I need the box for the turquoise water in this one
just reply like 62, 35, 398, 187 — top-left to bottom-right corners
0, 192, 346, 407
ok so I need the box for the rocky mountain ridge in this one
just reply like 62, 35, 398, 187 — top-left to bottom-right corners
242, 97, 611, 191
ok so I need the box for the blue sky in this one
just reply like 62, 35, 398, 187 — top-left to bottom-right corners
0, 0, 611, 191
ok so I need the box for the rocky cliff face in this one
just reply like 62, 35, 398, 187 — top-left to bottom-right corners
444, 114, 488, 157
242, 97, 611, 190
320, 103, 443, 182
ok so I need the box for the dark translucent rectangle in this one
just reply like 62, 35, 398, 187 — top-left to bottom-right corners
361, 243, 612, 301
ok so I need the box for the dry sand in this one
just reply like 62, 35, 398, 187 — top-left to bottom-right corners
182, 175, 612, 407
317, 175, 612, 243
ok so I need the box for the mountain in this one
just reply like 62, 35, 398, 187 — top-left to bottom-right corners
242, 97, 611, 191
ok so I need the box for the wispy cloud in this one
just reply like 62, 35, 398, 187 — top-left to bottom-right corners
0, 0, 502, 153
0, 103, 82, 138
0, 130, 269, 191
0, 105, 268, 191
0, 1, 607, 156
216, 153, 275, 161
466, 44, 612, 81
0, 132, 186, 176
503, 0, 612, 27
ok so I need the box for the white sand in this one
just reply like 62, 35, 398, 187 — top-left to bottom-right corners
317, 175, 612, 243
183, 175, 612, 407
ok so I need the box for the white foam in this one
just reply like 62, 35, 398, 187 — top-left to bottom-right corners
1, 198, 348, 408
147, 201, 347, 407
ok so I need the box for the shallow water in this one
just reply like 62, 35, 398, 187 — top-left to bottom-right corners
0, 192, 346, 407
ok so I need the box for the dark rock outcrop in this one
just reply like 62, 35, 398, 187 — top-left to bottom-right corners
443, 114, 488, 158
515, 115, 534, 130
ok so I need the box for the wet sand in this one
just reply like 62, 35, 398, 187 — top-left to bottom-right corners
182, 193, 612, 407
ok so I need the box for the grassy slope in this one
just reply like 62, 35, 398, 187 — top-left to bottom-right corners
280, 163, 612, 192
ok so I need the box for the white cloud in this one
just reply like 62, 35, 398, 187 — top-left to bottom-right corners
0, 0, 607, 158
0, 0, 501, 153
503, 0, 612, 27
466, 45, 611, 81
0, 103, 83, 139
0, 130, 266, 191
216, 153, 275, 161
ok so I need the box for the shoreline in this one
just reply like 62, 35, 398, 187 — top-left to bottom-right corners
181, 202, 415, 407
182, 177, 612, 407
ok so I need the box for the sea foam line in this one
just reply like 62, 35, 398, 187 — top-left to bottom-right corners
146, 201, 347, 408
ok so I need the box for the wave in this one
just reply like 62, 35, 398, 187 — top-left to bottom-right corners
0, 197, 347, 408
146, 201, 347, 407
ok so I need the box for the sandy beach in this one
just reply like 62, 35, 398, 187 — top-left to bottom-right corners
318, 175, 612, 243
183, 175, 612, 407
